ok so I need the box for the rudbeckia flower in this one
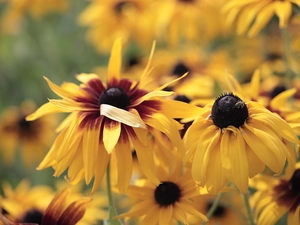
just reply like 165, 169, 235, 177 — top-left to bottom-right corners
223, 0, 300, 37
187, 191, 247, 225
0, 101, 57, 168
0, 0, 68, 34
115, 154, 208, 225
78, 0, 154, 53
0, 180, 107, 225
184, 88, 299, 194
0, 188, 91, 225
26, 38, 201, 193
250, 162, 300, 225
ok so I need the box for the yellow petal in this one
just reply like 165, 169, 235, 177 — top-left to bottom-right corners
140, 40, 156, 88
115, 139, 133, 193
107, 38, 122, 83
248, 3, 275, 37
66, 149, 85, 185
159, 206, 173, 225
76, 73, 100, 83
160, 100, 203, 119
26, 102, 67, 121
221, 128, 249, 194
274, 1, 292, 28
270, 88, 296, 109
44, 76, 75, 99
100, 104, 147, 129
257, 202, 288, 225
249, 69, 261, 101
157, 72, 188, 91
103, 120, 121, 154
91, 145, 110, 194
131, 91, 174, 106
83, 126, 100, 184
287, 207, 299, 225
177, 200, 208, 222
246, 145, 265, 178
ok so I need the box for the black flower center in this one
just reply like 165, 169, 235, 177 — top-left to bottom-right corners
211, 93, 248, 129
154, 181, 181, 207
172, 62, 190, 77
207, 201, 226, 218
270, 85, 286, 99
18, 117, 32, 130
289, 169, 300, 192
99, 87, 130, 110
174, 94, 191, 103
22, 209, 43, 224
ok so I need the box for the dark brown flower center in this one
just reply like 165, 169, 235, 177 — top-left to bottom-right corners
207, 201, 226, 218
172, 62, 190, 77
289, 169, 300, 192
22, 209, 43, 224
154, 182, 181, 207
99, 87, 130, 110
211, 93, 249, 129
174, 94, 191, 103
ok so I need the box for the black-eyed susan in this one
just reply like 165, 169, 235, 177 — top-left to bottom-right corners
115, 153, 208, 225
184, 84, 299, 194
0, 0, 68, 34
26, 38, 201, 193
250, 162, 300, 225
154, 0, 228, 46
223, 0, 300, 37
78, 0, 154, 53
0, 180, 105, 225
187, 191, 247, 225
0, 101, 57, 168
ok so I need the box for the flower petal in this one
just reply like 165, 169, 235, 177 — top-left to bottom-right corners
103, 120, 121, 154
100, 104, 147, 129
159, 206, 173, 225
107, 38, 122, 83
57, 197, 92, 225
26, 102, 67, 121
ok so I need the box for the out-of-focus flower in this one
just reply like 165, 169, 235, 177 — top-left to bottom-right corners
0, 101, 57, 168
0, 0, 69, 34
188, 191, 247, 225
223, 0, 300, 37
78, 0, 155, 53
250, 162, 300, 225
154, 0, 228, 46
184, 89, 299, 194
0, 181, 105, 225
26, 39, 201, 193
115, 154, 208, 225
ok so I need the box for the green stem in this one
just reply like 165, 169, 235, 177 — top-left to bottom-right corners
243, 193, 256, 225
105, 161, 123, 225
201, 192, 224, 225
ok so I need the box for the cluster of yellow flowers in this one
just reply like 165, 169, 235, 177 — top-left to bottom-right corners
0, 1, 300, 225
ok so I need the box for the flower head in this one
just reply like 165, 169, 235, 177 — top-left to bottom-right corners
115, 153, 208, 225
223, 0, 300, 37
184, 90, 299, 194
250, 162, 300, 225
26, 39, 200, 193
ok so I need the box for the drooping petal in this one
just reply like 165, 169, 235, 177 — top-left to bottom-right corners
115, 139, 133, 193
246, 144, 265, 178
26, 102, 68, 121
287, 207, 300, 225
107, 38, 122, 83
66, 148, 85, 185
159, 206, 173, 225
172, 203, 188, 224
257, 202, 288, 225
42, 188, 70, 225
82, 125, 100, 184
103, 120, 120, 153
100, 104, 147, 129
274, 1, 292, 28
57, 197, 92, 225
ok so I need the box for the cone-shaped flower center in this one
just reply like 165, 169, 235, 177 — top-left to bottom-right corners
290, 169, 300, 192
154, 181, 181, 207
211, 93, 248, 129
22, 209, 43, 224
207, 202, 226, 218
172, 62, 189, 77
99, 87, 130, 110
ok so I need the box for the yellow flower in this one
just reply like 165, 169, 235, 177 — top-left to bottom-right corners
78, 0, 154, 53
0, 0, 68, 34
26, 39, 201, 193
0, 101, 57, 168
187, 191, 247, 225
0, 180, 106, 225
115, 154, 208, 225
184, 90, 299, 194
223, 0, 300, 37
250, 162, 300, 225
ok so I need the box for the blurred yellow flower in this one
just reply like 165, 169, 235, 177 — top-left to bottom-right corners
223, 0, 300, 37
